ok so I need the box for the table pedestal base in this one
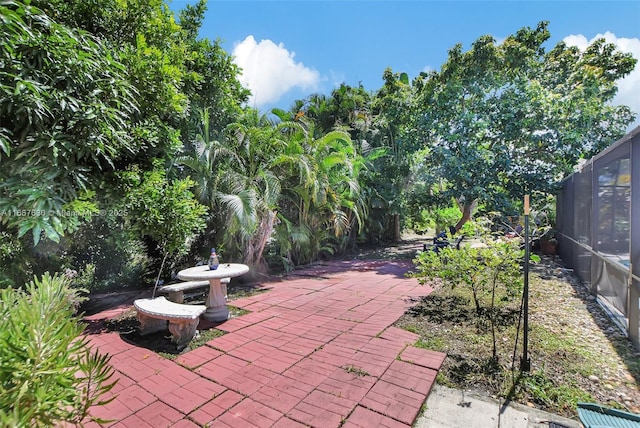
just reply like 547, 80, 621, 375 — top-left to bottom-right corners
202, 305, 229, 322
177, 264, 249, 324
204, 278, 230, 322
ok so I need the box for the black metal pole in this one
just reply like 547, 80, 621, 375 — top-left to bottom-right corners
521, 195, 531, 371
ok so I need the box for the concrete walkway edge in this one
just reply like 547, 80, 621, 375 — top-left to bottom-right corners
416, 384, 582, 428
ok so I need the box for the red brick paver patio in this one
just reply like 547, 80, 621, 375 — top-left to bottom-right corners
82, 259, 445, 427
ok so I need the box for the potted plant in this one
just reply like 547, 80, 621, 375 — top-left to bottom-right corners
539, 229, 558, 255
529, 199, 557, 255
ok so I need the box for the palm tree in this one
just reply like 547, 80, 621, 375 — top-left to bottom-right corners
218, 109, 288, 272
176, 108, 234, 248
178, 109, 227, 205
276, 120, 368, 265
181, 107, 370, 272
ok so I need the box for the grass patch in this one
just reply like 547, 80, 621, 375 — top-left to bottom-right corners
229, 305, 250, 317
159, 328, 225, 360
342, 365, 369, 377
520, 369, 593, 412
415, 336, 447, 352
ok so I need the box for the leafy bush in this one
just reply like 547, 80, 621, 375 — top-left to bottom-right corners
0, 231, 28, 287
0, 1, 138, 245
118, 162, 208, 286
409, 202, 463, 235
430, 205, 463, 233
410, 222, 537, 359
62, 217, 153, 293
0, 273, 116, 426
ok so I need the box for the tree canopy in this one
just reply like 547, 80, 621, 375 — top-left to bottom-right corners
1, 0, 246, 245
0, 5, 636, 288
0, 0, 138, 244
408, 21, 636, 226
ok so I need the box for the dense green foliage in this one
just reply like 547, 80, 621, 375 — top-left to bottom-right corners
0, 0, 636, 289
411, 227, 529, 359
0, 0, 137, 244
2, 4, 635, 425
0, 0, 240, 287
118, 163, 207, 258
181, 108, 368, 271
407, 22, 636, 221
118, 163, 208, 285
0, 273, 115, 426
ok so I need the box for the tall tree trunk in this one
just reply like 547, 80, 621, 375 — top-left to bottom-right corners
386, 214, 401, 242
254, 210, 276, 266
453, 199, 477, 233
393, 213, 401, 242
243, 210, 276, 275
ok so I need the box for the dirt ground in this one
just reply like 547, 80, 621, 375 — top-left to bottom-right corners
393, 233, 640, 416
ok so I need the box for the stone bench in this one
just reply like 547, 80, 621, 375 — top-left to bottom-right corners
157, 278, 231, 303
133, 296, 206, 350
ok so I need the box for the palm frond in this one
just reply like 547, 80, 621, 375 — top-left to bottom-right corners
219, 190, 257, 230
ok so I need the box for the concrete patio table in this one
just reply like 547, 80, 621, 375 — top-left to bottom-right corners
177, 263, 249, 322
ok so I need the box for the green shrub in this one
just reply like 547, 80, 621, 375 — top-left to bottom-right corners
0, 273, 116, 426
63, 217, 154, 293
412, 203, 463, 234
0, 231, 26, 288
431, 205, 463, 233
410, 222, 537, 360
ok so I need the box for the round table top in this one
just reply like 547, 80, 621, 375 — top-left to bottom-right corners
177, 263, 249, 281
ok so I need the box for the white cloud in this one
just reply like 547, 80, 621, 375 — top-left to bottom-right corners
232, 36, 321, 108
564, 32, 640, 132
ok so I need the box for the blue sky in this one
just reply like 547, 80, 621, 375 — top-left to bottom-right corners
169, 0, 640, 129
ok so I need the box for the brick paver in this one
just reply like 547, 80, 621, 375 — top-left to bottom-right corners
343, 405, 408, 428
82, 259, 445, 427
399, 345, 447, 370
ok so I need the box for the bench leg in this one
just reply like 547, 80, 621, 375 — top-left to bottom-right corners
168, 318, 200, 350
137, 313, 167, 335
167, 290, 185, 303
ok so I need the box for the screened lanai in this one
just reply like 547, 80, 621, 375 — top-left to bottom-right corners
556, 125, 640, 348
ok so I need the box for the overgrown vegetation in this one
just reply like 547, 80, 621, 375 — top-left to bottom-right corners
1, 0, 635, 292
401, 231, 640, 417
0, 273, 115, 426
1, 1, 636, 424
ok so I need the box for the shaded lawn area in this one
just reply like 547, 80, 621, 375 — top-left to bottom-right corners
84, 281, 267, 357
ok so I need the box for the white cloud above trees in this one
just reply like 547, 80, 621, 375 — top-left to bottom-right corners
231, 32, 639, 132
564, 32, 640, 131
232, 36, 321, 108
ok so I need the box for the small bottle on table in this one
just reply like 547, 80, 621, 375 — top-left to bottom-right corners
208, 248, 219, 270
